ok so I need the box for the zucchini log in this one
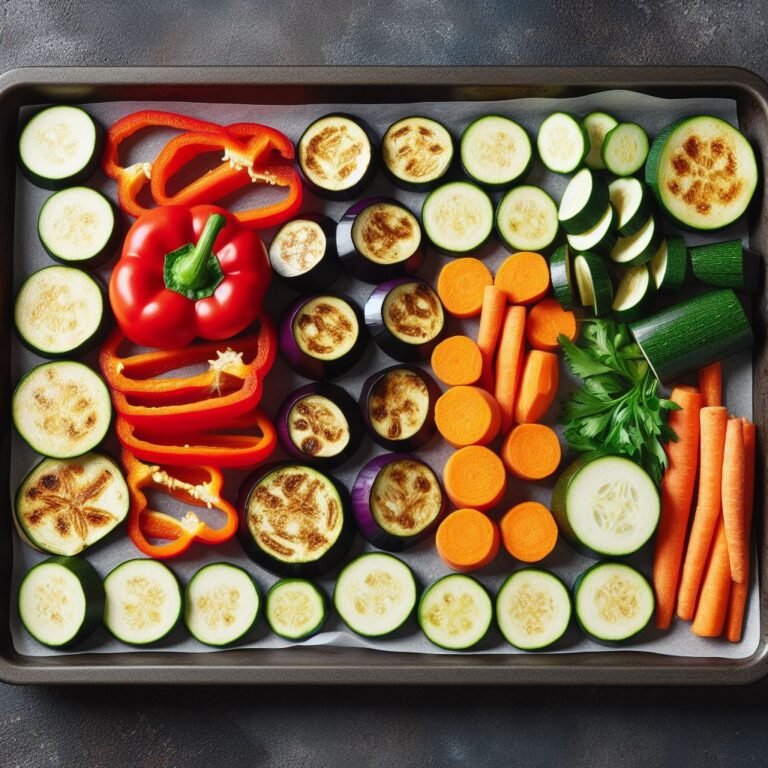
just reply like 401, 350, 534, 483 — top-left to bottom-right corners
688, 239, 759, 290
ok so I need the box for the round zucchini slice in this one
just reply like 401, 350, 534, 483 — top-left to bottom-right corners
609, 215, 662, 267
609, 177, 651, 237
460, 115, 532, 188
582, 111, 618, 170
536, 112, 588, 174
422, 181, 494, 254
558, 168, 609, 235
496, 185, 559, 253
266, 578, 328, 640
566, 204, 616, 256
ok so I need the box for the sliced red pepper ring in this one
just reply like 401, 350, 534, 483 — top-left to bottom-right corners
122, 448, 238, 559
116, 408, 277, 468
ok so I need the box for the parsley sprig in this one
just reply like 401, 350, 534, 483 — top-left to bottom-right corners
558, 320, 678, 485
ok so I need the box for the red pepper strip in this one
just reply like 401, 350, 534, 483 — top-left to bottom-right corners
122, 448, 238, 559
102, 110, 228, 218
116, 408, 277, 468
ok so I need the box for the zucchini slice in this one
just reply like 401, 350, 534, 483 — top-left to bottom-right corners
601, 122, 649, 176
609, 215, 662, 266
14, 265, 106, 357
18, 105, 101, 189
266, 578, 328, 640
645, 115, 758, 230
184, 563, 260, 647
104, 559, 182, 645
37, 187, 118, 266
382, 116, 454, 190
650, 237, 688, 294
609, 177, 651, 237
15, 452, 129, 556
12, 361, 112, 458
558, 168, 609, 234
460, 115, 532, 188
19, 556, 104, 648
566, 205, 616, 256
611, 264, 655, 322
689, 238, 758, 290
574, 562, 654, 644
496, 569, 572, 650
418, 574, 492, 651
536, 112, 588, 173
496, 185, 559, 253
550, 244, 576, 310
334, 552, 416, 637
582, 111, 619, 170
629, 289, 753, 382
551, 455, 660, 558
422, 181, 494, 254
573, 252, 613, 316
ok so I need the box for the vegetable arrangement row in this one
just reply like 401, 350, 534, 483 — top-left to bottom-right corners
11, 98, 761, 653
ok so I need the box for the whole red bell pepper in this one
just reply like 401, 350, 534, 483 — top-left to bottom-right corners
109, 204, 270, 348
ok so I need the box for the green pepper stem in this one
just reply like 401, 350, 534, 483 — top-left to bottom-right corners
171, 213, 226, 290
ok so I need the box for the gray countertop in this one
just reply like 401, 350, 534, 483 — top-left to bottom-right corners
2, 1, 768, 766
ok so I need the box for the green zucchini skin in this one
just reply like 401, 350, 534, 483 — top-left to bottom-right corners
550, 244, 576, 310
612, 265, 656, 323
655, 237, 689, 294
551, 455, 603, 558
574, 251, 614, 316
689, 239, 759, 291
629, 289, 753, 382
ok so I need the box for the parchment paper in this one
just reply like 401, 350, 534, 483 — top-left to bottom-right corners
10, 90, 758, 659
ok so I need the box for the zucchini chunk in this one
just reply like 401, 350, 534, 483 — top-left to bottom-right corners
566, 205, 616, 256
609, 215, 662, 267
422, 181, 494, 254
573, 252, 613, 316
650, 237, 688, 294
612, 265, 655, 322
549, 244, 577, 310
12, 361, 112, 458
382, 116, 454, 190
266, 578, 328, 640
460, 115, 532, 187
496, 185, 559, 253
609, 177, 651, 237
558, 168, 609, 235
689, 239, 758, 290
15, 452, 128, 556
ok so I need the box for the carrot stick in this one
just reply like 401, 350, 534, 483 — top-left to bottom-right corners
436, 508, 500, 572
525, 298, 578, 351
726, 419, 756, 642
500, 501, 558, 563
437, 258, 493, 318
514, 349, 559, 424
476, 286, 507, 390
677, 405, 728, 621
435, 386, 501, 447
494, 305, 527, 433
653, 386, 703, 629
442, 445, 507, 512
698, 362, 723, 407
501, 423, 561, 481
494, 251, 550, 305
722, 418, 747, 584
430, 335, 483, 387
691, 518, 732, 637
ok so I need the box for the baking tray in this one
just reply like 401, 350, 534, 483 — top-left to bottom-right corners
0, 65, 766, 685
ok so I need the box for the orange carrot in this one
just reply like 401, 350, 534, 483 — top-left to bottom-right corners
502, 423, 561, 481
494, 305, 527, 433
476, 286, 507, 390
494, 251, 550, 305
691, 518, 732, 637
500, 501, 558, 563
435, 386, 501, 447
514, 350, 559, 424
430, 335, 483, 387
698, 362, 723, 407
726, 419, 756, 642
653, 386, 703, 630
442, 445, 507, 512
722, 418, 747, 584
437, 258, 493, 318
525, 298, 578, 351
677, 406, 728, 621
436, 508, 500, 572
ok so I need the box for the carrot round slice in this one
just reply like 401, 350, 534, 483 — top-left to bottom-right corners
501, 423, 561, 480
500, 501, 558, 562
442, 445, 507, 511
431, 336, 483, 386
435, 386, 501, 447
494, 251, 550, 305
526, 298, 578, 351
437, 258, 493, 318
436, 508, 500, 571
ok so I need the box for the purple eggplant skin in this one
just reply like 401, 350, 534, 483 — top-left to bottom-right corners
297, 113, 378, 201
278, 293, 367, 381
269, 213, 343, 293
364, 278, 445, 363
336, 197, 424, 284
236, 462, 355, 578
351, 453, 446, 552
359, 364, 441, 452
276, 382, 365, 469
